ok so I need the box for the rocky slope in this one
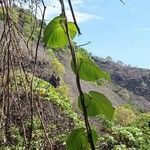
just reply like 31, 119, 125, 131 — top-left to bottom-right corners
0, 9, 149, 112
1, 6, 150, 150
53, 50, 150, 111
1, 18, 150, 112
94, 57, 150, 111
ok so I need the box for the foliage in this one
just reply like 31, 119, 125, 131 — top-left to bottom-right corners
113, 86, 130, 101
34, 78, 83, 127
113, 144, 127, 150
113, 106, 136, 126
99, 124, 147, 149
51, 57, 65, 77
71, 52, 110, 82
0, 75, 83, 149
43, 15, 77, 49
1, 117, 45, 150
0, 1, 149, 149
117, 89, 130, 100
57, 83, 70, 98
43, 12, 114, 149
0, 6, 43, 40
76, 47, 92, 58
98, 108, 150, 150
0, 8, 4, 20
111, 126, 145, 149
78, 91, 115, 119
132, 113, 150, 149
67, 128, 99, 150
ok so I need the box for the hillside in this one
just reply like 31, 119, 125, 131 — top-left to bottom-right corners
0, 5, 150, 149
1, 15, 148, 110
0, 6, 149, 111
94, 57, 150, 111
47, 49, 149, 111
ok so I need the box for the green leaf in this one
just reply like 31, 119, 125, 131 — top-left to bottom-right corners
71, 52, 110, 81
43, 15, 77, 48
78, 91, 115, 119
91, 129, 99, 145
67, 128, 99, 150
67, 128, 89, 150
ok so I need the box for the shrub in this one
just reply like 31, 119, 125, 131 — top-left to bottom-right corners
111, 126, 144, 149
0, 8, 4, 20
114, 106, 136, 126
57, 83, 70, 98
51, 58, 64, 77
132, 113, 150, 149
113, 144, 127, 150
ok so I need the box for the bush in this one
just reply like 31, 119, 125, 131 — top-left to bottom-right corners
103, 126, 143, 149
57, 83, 70, 98
100, 111, 150, 149
0, 8, 4, 20
51, 58, 64, 77
132, 113, 150, 149
114, 106, 136, 126
113, 144, 127, 150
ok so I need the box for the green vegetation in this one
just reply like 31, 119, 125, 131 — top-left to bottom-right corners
0, 1, 149, 150
34, 78, 83, 127
0, 6, 43, 40
71, 52, 110, 82
0, 75, 83, 149
78, 91, 114, 119
0, 8, 4, 20
114, 106, 136, 126
98, 109, 150, 149
51, 57, 65, 77
67, 128, 98, 150
56, 83, 70, 98
43, 15, 77, 49
43, 12, 114, 149
42, 3, 150, 148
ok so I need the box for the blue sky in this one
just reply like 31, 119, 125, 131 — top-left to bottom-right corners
44, 0, 150, 69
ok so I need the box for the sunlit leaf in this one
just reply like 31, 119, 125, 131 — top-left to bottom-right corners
43, 16, 77, 48
71, 52, 110, 81
78, 91, 115, 119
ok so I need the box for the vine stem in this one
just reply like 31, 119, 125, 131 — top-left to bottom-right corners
27, 1, 46, 149
59, 0, 95, 149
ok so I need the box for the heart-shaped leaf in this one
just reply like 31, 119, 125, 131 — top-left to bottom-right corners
71, 52, 110, 81
43, 15, 77, 48
78, 91, 115, 119
67, 128, 99, 150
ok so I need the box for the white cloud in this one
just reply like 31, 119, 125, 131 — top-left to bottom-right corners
42, 0, 102, 23
65, 10, 102, 23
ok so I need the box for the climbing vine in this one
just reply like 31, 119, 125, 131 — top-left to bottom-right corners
43, 0, 115, 149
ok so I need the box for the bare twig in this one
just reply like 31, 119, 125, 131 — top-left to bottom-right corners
120, 0, 125, 4
67, 0, 81, 34
27, 0, 46, 149
77, 41, 91, 47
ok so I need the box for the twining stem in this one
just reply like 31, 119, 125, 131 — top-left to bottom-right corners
59, 0, 95, 149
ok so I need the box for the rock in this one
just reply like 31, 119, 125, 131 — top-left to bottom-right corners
49, 74, 60, 88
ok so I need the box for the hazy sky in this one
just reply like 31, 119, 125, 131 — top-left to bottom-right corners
44, 0, 150, 69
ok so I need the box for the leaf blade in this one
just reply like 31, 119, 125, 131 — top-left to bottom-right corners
67, 128, 99, 150
43, 16, 77, 48
71, 52, 110, 81
78, 91, 115, 119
